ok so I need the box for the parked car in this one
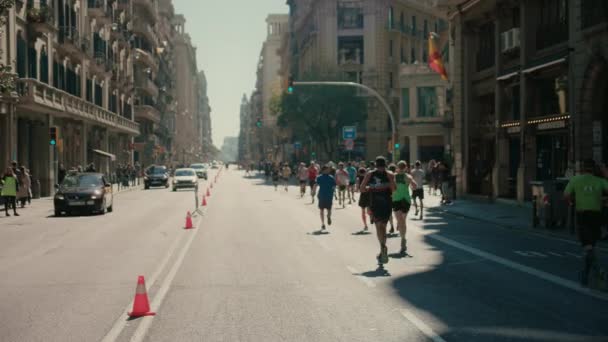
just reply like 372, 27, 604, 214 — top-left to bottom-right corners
189, 163, 208, 179
172, 168, 198, 191
144, 165, 170, 189
54, 173, 113, 216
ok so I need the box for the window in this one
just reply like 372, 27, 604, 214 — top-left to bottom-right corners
411, 16, 417, 36
537, 0, 568, 49
424, 19, 428, 38
476, 22, 495, 71
40, 49, 49, 83
582, 0, 608, 28
338, 2, 363, 29
28, 46, 37, 79
389, 72, 394, 88
389, 40, 393, 57
411, 47, 416, 63
422, 47, 428, 63
434, 21, 438, 34
401, 88, 410, 118
16, 34, 26, 78
400, 12, 405, 31
338, 36, 364, 64
400, 45, 405, 63
417, 87, 438, 117
388, 6, 394, 29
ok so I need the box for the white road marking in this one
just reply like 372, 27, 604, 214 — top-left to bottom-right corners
101, 231, 186, 342
548, 252, 564, 257
129, 215, 203, 342
346, 265, 376, 288
399, 309, 447, 342
514, 251, 532, 257
426, 233, 608, 301
566, 252, 582, 259
528, 252, 548, 258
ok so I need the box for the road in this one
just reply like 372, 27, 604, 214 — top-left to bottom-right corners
0, 167, 607, 342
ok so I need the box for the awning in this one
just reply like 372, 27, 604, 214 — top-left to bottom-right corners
92, 149, 116, 161
523, 57, 567, 74
497, 71, 519, 81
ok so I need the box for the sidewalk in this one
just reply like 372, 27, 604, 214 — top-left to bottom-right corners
422, 190, 607, 247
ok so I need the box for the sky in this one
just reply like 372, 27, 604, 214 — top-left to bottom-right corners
172, 0, 289, 148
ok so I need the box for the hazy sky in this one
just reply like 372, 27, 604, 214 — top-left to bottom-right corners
172, 0, 289, 147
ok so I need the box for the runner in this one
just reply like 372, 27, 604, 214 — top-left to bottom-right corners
271, 164, 280, 191
410, 160, 426, 219
564, 159, 608, 286
392, 161, 417, 254
336, 163, 350, 208
346, 162, 357, 204
297, 163, 308, 198
356, 167, 370, 231
307, 162, 319, 203
360, 156, 396, 265
281, 163, 292, 192
387, 164, 398, 234
316, 165, 336, 230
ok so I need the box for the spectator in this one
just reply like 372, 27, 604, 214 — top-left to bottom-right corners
58, 164, 67, 184
1, 167, 19, 216
17, 166, 31, 208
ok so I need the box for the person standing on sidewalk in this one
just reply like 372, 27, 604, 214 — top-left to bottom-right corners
564, 159, 608, 286
1, 167, 19, 216
410, 161, 425, 219
16, 166, 31, 208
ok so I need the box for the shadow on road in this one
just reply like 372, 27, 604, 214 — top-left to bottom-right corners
358, 266, 391, 278
308, 230, 330, 235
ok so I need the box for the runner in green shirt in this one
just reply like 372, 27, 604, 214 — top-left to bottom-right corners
564, 159, 608, 286
392, 161, 417, 255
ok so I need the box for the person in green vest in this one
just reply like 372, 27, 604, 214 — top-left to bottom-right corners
564, 159, 608, 286
392, 161, 418, 255
1, 167, 19, 217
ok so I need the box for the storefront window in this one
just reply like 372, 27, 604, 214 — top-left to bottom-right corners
417, 87, 438, 117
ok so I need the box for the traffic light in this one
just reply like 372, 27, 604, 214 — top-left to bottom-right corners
49, 126, 57, 146
287, 75, 294, 94
394, 143, 400, 150
311, 151, 316, 158
256, 117, 262, 128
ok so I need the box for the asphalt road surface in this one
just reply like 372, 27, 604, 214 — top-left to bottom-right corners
1, 167, 607, 342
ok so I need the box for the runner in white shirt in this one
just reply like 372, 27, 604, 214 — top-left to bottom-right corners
336, 162, 350, 208
297, 163, 308, 198
410, 161, 426, 219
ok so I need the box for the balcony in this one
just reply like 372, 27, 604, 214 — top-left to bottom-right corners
27, 5, 56, 35
135, 104, 161, 124
16, 78, 140, 135
134, 48, 158, 71
135, 76, 159, 98
133, 0, 158, 23
88, 0, 112, 25
57, 26, 82, 57
131, 18, 156, 47
89, 51, 112, 75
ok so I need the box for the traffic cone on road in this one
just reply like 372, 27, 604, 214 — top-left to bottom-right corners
202, 196, 207, 206
128, 276, 156, 317
185, 211, 193, 229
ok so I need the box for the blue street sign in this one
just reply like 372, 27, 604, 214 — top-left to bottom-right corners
342, 126, 356, 140
294, 141, 302, 149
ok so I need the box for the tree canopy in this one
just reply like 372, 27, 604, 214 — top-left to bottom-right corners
276, 71, 367, 160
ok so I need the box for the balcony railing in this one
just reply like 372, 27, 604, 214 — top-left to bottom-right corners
16, 78, 140, 135
58, 26, 79, 45
134, 48, 158, 70
133, 0, 158, 22
134, 104, 161, 124
135, 76, 159, 98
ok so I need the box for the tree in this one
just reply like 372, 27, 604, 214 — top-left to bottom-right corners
277, 71, 367, 160
0, 0, 16, 94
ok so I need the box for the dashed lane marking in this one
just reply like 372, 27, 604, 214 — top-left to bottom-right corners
528, 251, 548, 258
514, 251, 533, 257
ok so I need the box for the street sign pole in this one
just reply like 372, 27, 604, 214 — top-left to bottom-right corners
294, 81, 397, 162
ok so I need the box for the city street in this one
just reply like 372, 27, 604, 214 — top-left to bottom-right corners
0, 167, 607, 342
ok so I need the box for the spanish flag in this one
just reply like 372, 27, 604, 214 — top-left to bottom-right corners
428, 32, 448, 81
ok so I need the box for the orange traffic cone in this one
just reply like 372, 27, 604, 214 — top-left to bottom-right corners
185, 211, 193, 229
202, 196, 207, 206
128, 276, 156, 317
206, 188, 211, 197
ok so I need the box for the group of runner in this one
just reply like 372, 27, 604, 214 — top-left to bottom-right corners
291, 156, 427, 266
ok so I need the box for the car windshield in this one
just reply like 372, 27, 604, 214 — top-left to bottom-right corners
190, 164, 205, 169
61, 174, 103, 188
175, 170, 194, 176
148, 167, 166, 175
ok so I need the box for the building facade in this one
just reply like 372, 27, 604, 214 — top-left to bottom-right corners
198, 71, 213, 162
286, 0, 445, 160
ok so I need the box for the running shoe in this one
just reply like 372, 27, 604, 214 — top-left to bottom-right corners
414, 209, 419, 216
321, 225, 326, 230
380, 245, 389, 264
328, 216, 332, 226
389, 226, 395, 234
400, 239, 407, 254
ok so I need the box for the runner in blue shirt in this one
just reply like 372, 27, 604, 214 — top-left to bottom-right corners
346, 162, 357, 205
316, 165, 336, 230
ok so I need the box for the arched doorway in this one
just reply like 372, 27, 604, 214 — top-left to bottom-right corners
579, 57, 608, 164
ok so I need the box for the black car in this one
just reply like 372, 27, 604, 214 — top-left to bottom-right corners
54, 173, 114, 216
144, 165, 170, 189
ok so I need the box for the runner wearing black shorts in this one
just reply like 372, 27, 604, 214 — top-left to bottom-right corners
360, 156, 396, 264
356, 168, 370, 231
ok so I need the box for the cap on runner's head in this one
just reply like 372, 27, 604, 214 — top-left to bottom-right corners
388, 164, 397, 172
415, 160, 421, 167
375, 156, 387, 168
358, 167, 366, 174
398, 161, 408, 169
321, 165, 330, 173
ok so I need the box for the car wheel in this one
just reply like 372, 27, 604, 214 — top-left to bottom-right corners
107, 204, 113, 213
172, 187, 177, 192
54, 209, 62, 217
144, 185, 150, 190
99, 200, 107, 215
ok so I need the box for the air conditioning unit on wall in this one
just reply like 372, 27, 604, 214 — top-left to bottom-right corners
501, 28, 520, 53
